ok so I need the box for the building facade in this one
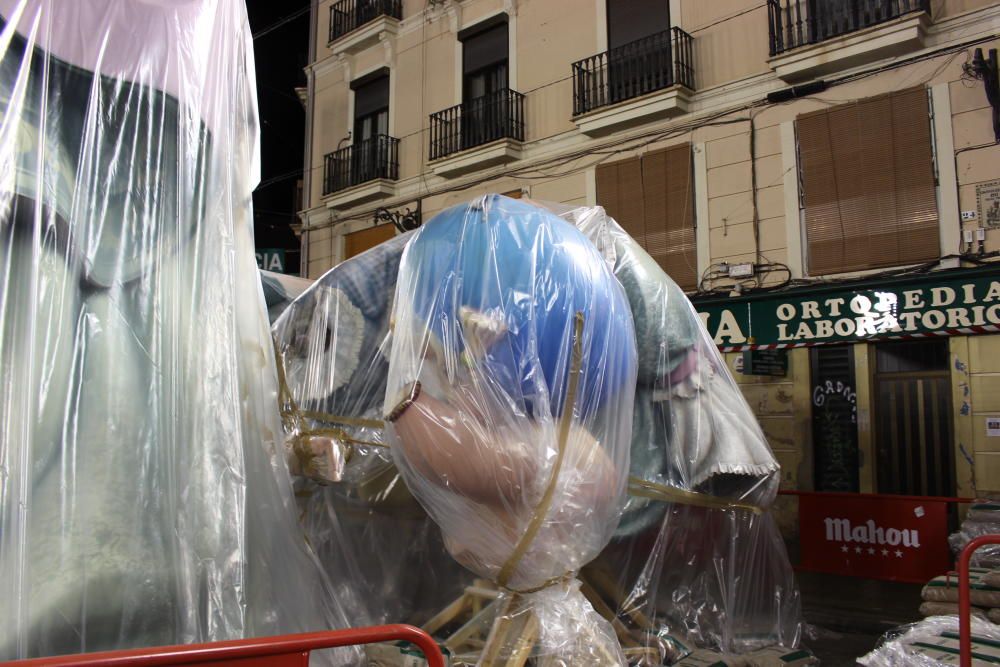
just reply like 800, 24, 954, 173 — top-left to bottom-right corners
299, 0, 1000, 539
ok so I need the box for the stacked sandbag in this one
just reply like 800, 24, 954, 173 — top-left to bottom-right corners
949, 502, 1000, 568
920, 568, 1000, 622
985, 569, 1000, 625
859, 615, 1000, 666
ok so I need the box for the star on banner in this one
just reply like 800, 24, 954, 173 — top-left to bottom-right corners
895, 550, 903, 558
841, 545, 849, 553
882, 549, 889, 557
868, 547, 875, 555
855, 546, 863, 554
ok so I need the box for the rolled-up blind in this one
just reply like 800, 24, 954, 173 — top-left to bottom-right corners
462, 22, 508, 74
353, 74, 389, 119
596, 143, 697, 290
798, 87, 939, 275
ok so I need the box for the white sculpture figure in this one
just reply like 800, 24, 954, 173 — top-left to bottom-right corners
0, 1, 354, 660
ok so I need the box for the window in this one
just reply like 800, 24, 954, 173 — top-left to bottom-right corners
596, 143, 697, 290
455, 18, 513, 153
461, 20, 508, 103
344, 222, 395, 260
797, 87, 940, 276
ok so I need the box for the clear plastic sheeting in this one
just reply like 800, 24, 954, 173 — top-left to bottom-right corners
858, 615, 1000, 666
384, 195, 638, 664
0, 0, 354, 660
272, 231, 472, 627
551, 203, 802, 660
273, 231, 410, 487
261, 270, 313, 323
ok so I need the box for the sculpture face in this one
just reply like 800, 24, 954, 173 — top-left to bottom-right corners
384, 195, 638, 592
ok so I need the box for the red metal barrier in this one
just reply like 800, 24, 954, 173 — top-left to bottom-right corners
1, 624, 445, 667
959, 535, 1000, 667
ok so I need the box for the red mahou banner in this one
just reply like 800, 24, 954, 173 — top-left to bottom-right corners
795, 491, 954, 583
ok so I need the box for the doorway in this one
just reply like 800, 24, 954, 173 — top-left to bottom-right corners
874, 340, 954, 497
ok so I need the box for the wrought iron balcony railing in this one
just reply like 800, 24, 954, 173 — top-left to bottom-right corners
323, 134, 399, 196
571, 27, 695, 117
767, 0, 929, 56
329, 0, 402, 43
429, 88, 525, 161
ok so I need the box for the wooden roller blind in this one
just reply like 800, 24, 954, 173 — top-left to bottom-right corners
797, 87, 939, 276
596, 143, 697, 290
344, 222, 395, 260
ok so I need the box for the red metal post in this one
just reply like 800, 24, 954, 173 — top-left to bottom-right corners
2, 624, 445, 667
959, 534, 1000, 667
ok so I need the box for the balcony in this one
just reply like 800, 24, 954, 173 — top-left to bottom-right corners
767, 0, 929, 81
428, 88, 525, 177
571, 27, 695, 137
322, 134, 399, 208
328, 0, 401, 54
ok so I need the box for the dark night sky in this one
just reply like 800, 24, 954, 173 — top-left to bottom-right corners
246, 0, 311, 273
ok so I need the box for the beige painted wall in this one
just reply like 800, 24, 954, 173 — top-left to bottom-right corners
308, 2, 1000, 239
724, 348, 811, 537
678, 1, 770, 90
952, 335, 1000, 496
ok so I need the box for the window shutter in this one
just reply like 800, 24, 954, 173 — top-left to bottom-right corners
344, 222, 395, 260
596, 144, 697, 290
607, 0, 671, 49
462, 22, 508, 74
798, 87, 939, 275
643, 143, 696, 290
353, 75, 390, 119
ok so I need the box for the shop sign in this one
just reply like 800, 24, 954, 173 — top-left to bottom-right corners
797, 492, 952, 583
694, 268, 1000, 351
742, 349, 788, 376
256, 248, 286, 273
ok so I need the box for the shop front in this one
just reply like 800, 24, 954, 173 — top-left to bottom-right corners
692, 266, 1000, 582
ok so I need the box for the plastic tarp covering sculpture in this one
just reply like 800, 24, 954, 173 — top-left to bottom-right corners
272, 195, 800, 664
382, 195, 638, 664
261, 270, 313, 323
556, 203, 802, 662
272, 232, 472, 628
0, 0, 354, 660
